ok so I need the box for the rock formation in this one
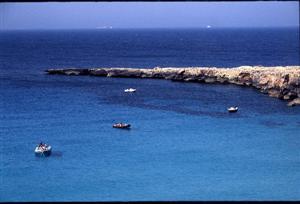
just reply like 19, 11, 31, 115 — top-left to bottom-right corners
46, 66, 300, 106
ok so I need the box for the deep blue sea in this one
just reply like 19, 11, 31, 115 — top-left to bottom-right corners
0, 28, 300, 201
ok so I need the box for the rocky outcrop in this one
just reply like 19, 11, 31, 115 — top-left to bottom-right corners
46, 66, 300, 106
287, 98, 300, 106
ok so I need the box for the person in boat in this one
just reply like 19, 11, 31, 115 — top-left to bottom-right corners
38, 142, 47, 150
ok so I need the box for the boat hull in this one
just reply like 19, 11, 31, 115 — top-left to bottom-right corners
113, 124, 131, 129
228, 109, 238, 113
124, 88, 136, 93
35, 146, 52, 157
228, 107, 238, 113
35, 150, 52, 157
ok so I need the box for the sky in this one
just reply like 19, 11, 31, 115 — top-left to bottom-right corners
0, 2, 299, 30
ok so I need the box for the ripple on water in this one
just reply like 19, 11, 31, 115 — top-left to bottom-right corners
260, 120, 286, 128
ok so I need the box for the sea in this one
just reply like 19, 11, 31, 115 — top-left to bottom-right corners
0, 28, 300, 201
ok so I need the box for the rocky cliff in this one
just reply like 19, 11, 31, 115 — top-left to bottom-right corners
46, 66, 300, 106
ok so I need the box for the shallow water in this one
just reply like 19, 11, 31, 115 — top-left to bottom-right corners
0, 28, 300, 201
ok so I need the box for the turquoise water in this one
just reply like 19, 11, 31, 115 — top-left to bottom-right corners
0, 28, 300, 201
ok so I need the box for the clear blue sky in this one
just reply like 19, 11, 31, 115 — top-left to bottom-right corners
0, 2, 299, 30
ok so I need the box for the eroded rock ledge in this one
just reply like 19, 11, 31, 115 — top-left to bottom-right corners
46, 66, 300, 106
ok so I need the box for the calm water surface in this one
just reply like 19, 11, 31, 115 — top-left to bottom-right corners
0, 28, 300, 201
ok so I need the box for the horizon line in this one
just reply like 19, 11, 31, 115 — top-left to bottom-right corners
1, 26, 299, 31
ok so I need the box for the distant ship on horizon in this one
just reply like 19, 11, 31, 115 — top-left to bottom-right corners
96, 26, 113, 29
206, 25, 211, 28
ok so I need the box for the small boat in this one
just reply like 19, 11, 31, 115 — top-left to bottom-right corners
113, 123, 131, 129
228, 106, 238, 113
35, 142, 52, 157
124, 88, 136, 93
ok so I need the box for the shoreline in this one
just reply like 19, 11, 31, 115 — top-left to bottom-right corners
46, 66, 300, 106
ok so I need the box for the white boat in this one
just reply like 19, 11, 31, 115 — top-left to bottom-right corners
35, 143, 52, 157
228, 106, 238, 113
113, 123, 131, 129
124, 88, 136, 93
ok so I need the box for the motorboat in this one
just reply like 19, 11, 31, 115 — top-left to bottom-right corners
113, 123, 131, 129
35, 143, 52, 157
124, 88, 136, 93
228, 106, 238, 113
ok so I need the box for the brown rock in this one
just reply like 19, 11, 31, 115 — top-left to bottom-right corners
89, 69, 107, 76
204, 77, 217, 83
46, 66, 300, 106
287, 98, 300, 106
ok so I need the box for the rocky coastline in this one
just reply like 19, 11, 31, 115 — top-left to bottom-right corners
46, 66, 300, 106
